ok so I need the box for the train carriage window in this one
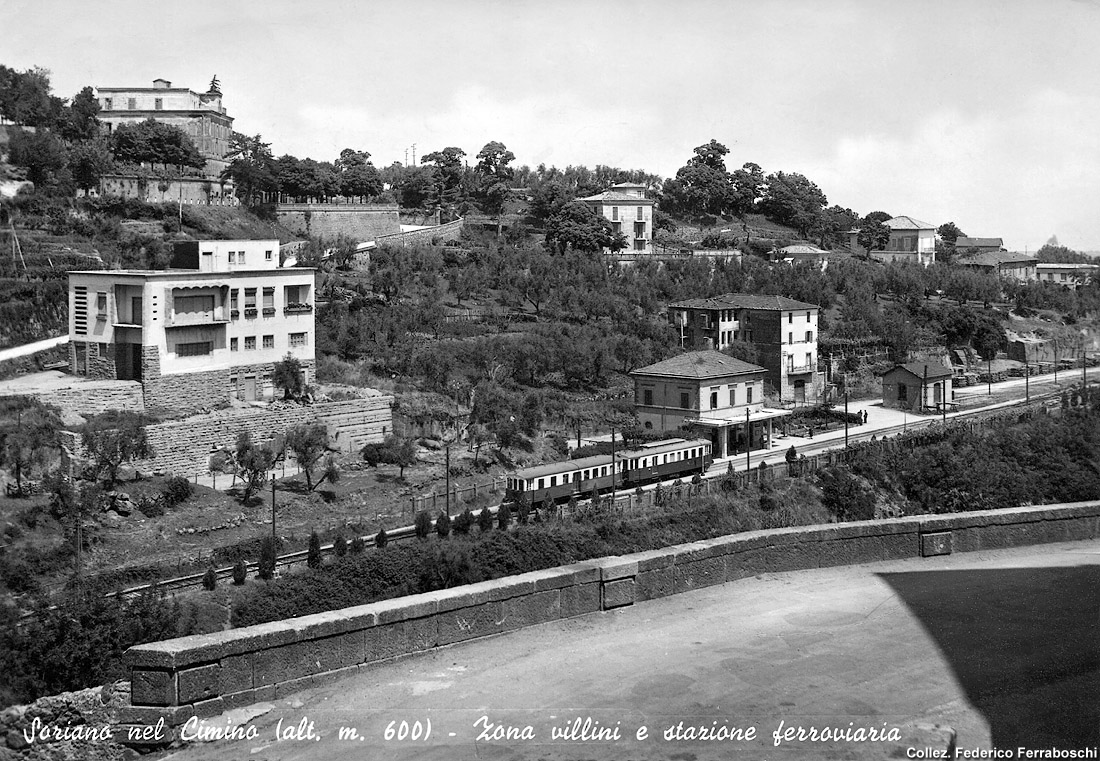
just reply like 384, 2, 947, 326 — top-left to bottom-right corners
582, 470, 589, 480
537, 478, 544, 489
573, 472, 580, 482
550, 476, 557, 487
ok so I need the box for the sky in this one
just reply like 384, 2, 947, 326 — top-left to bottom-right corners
6, 0, 1100, 252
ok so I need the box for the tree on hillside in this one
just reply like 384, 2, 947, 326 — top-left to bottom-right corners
935, 221, 966, 263
529, 178, 575, 223
69, 138, 114, 193
729, 162, 765, 217
1035, 243, 1093, 264
81, 411, 153, 485
474, 141, 516, 236
817, 205, 859, 249
856, 215, 892, 257
420, 146, 467, 210
0, 397, 62, 494
234, 431, 276, 504
285, 423, 339, 492
361, 435, 417, 479
336, 148, 383, 202
221, 132, 278, 205
758, 171, 827, 237
0, 66, 62, 128
59, 86, 101, 142
544, 200, 624, 254
110, 119, 205, 172
272, 353, 305, 400
7, 128, 71, 194
721, 341, 760, 365
661, 140, 733, 217
973, 317, 1006, 362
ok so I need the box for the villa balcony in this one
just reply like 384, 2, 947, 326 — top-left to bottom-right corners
284, 303, 313, 315
164, 311, 229, 328
786, 364, 817, 375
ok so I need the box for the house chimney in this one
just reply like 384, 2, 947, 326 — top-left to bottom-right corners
153, 78, 171, 89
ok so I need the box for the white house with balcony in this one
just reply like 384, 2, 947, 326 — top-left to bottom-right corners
580, 183, 654, 253
68, 239, 316, 412
847, 215, 936, 266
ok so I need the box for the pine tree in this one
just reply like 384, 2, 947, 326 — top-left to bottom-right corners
307, 529, 322, 569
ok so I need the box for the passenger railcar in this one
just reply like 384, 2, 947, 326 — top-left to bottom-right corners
504, 437, 713, 508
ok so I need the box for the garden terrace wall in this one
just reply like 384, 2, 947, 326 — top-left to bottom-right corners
120, 501, 1100, 732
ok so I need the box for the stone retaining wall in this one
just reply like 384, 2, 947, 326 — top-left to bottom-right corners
121, 500, 1100, 731
376, 218, 464, 247
0, 378, 144, 417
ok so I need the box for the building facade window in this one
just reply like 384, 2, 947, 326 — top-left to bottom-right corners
806, 330, 813, 342
611, 206, 619, 221
747, 386, 754, 404
177, 341, 212, 357
127, 98, 136, 110
245, 336, 256, 350
679, 392, 689, 409
244, 289, 257, 309
154, 98, 163, 110
289, 332, 307, 347
643, 389, 653, 405
103, 98, 112, 110
729, 388, 736, 406
96, 292, 107, 314
230, 337, 238, 351
229, 251, 236, 264
263, 335, 274, 349
265, 249, 273, 261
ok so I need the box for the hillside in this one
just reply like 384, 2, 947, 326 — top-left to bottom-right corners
0, 198, 300, 349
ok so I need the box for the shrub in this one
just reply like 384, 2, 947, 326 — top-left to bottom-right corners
202, 567, 217, 591
414, 511, 432, 540
258, 535, 277, 580
496, 504, 511, 530
349, 535, 366, 554
162, 475, 193, 507
375, 528, 388, 548
333, 532, 347, 557
818, 466, 876, 522
232, 559, 247, 585
452, 509, 474, 535
307, 530, 323, 568
436, 511, 452, 538
477, 506, 494, 532
137, 495, 165, 518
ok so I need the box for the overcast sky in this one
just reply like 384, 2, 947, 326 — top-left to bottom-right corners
7, 0, 1100, 251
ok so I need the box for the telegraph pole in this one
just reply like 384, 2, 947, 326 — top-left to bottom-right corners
610, 428, 617, 507
271, 468, 276, 546
844, 390, 849, 448
1025, 361, 1030, 402
745, 408, 751, 472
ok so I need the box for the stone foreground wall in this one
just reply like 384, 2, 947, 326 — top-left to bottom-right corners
121, 501, 1100, 730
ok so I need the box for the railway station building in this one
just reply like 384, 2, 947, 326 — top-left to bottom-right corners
631, 350, 790, 460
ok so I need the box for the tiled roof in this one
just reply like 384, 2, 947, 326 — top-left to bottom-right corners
956, 237, 1003, 248
885, 362, 953, 380
960, 251, 1035, 268
580, 191, 654, 203
885, 216, 934, 231
631, 350, 766, 379
669, 292, 820, 311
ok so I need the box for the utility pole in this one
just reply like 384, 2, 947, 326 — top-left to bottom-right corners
271, 468, 276, 546
844, 390, 849, 448
745, 407, 751, 472
610, 427, 617, 507
1025, 361, 1030, 402
445, 441, 451, 517
987, 356, 992, 396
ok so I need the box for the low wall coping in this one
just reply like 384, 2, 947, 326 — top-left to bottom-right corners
126, 502, 1099, 673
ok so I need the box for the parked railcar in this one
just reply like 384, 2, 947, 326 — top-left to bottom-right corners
504, 437, 713, 508
619, 438, 712, 486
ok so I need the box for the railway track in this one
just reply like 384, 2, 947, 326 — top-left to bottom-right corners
15, 387, 1066, 618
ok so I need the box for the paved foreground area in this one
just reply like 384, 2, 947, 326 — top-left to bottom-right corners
164, 540, 1100, 761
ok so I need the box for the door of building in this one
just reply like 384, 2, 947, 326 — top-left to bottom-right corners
794, 379, 806, 404
243, 375, 257, 401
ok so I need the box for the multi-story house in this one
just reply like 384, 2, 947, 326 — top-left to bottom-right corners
848, 215, 936, 266
959, 251, 1037, 283
667, 294, 823, 404
1036, 262, 1096, 290
580, 183, 654, 253
96, 78, 233, 178
630, 350, 790, 459
955, 237, 1004, 254
68, 240, 315, 412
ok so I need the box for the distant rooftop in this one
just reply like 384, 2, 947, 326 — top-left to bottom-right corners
956, 237, 1004, 249
632, 350, 766, 379
669, 293, 820, 311
885, 362, 953, 380
885, 216, 934, 230
960, 251, 1035, 267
